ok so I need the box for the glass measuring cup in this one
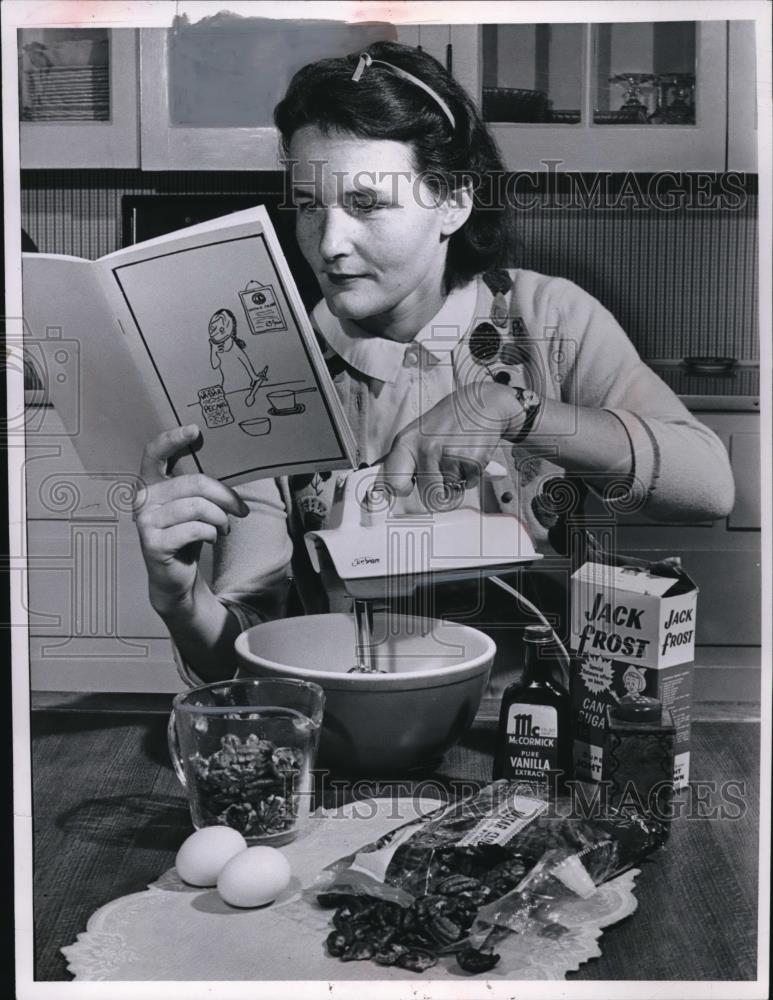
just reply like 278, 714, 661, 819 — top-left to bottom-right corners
168, 678, 325, 845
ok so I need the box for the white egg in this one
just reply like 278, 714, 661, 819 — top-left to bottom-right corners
175, 826, 247, 887
216, 846, 292, 908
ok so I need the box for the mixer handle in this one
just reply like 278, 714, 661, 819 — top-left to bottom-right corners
355, 460, 508, 525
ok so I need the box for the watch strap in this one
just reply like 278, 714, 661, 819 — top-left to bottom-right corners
510, 386, 542, 444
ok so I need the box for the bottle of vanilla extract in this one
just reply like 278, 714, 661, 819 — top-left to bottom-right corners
492, 624, 572, 797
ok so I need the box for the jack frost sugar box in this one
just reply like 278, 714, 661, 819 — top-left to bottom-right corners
570, 560, 697, 789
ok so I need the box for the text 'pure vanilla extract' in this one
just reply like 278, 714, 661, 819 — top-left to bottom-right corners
492, 625, 572, 798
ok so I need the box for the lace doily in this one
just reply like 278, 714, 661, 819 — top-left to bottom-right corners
62, 798, 640, 981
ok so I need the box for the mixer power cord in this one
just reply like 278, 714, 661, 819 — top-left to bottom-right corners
489, 575, 572, 688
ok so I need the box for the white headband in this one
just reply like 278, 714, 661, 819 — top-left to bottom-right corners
351, 52, 456, 130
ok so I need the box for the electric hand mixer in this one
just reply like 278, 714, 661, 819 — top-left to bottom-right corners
304, 463, 543, 672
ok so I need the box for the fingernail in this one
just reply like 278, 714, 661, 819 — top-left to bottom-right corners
238, 501, 250, 517
184, 424, 199, 436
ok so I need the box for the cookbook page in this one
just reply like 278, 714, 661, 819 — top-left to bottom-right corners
97, 212, 356, 484
21, 253, 172, 478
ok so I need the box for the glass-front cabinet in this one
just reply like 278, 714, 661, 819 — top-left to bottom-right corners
17, 19, 756, 172
726, 19, 757, 171
481, 23, 585, 124
137, 19, 734, 172
18, 27, 139, 168
592, 22, 697, 125
139, 20, 409, 170
475, 20, 731, 171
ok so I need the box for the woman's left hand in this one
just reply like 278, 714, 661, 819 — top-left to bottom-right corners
377, 381, 524, 502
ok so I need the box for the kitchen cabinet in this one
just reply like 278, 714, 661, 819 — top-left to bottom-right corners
137, 18, 753, 172
139, 22, 406, 171
726, 432, 761, 530
138, 21, 485, 171
392, 24, 479, 111
456, 20, 754, 172
727, 19, 758, 172
18, 27, 139, 169
610, 411, 761, 649
18, 21, 405, 171
22, 404, 211, 693
19, 20, 757, 173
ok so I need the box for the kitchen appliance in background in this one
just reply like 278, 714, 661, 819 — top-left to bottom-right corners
644, 359, 759, 411
121, 193, 322, 311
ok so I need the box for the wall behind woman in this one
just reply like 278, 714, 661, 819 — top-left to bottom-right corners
20, 168, 758, 361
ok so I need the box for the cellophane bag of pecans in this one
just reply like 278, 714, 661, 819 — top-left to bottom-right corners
307, 781, 665, 974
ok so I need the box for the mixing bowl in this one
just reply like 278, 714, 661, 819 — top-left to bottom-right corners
234, 613, 495, 775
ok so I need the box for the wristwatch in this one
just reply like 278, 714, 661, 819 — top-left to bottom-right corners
510, 386, 542, 444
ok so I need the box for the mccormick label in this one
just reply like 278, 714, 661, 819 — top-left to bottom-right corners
499, 704, 559, 788
570, 561, 698, 790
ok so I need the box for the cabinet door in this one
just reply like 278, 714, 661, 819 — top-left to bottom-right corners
22, 401, 214, 694
19, 28, 139, 169
394, 25, 479, 102
727, 432, 761, 530
462, 20, 727, 171
139, 22, 401, 171
25, 519, 169, 640
727, 20, 758, 171
611, 411, 760, 647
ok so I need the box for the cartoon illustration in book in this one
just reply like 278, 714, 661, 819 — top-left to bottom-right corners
208, 308, 269, 406
238, 416, 272, 437
239, 280, 287, 334
198, 385, 235, 429
265, 386, 318, 416
194, 307, 319, 434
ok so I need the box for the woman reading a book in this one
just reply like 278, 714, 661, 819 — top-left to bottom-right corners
134, 42, 734, 685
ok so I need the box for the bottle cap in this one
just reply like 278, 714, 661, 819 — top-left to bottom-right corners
609, 697, 662, 725
523, 624, 553, 644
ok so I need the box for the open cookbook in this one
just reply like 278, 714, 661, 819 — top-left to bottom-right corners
22, 206, 357, 485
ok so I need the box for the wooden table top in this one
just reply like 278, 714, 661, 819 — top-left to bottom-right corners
30, 701, 760, 983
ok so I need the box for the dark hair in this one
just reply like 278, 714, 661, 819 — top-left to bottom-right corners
214, 308, 246, 349
274, 41, 513, 291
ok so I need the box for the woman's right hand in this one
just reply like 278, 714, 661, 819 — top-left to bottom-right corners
134, 424, 250, 616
